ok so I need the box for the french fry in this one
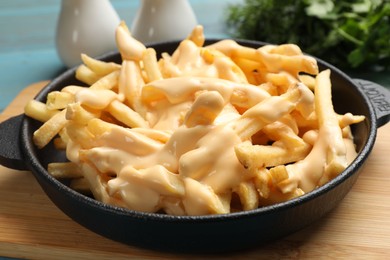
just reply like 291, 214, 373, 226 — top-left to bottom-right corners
61, 85, 86, 95
65, 122, 95, 149
142, 48, 163, 82
253, 168, 272, 199
89, 70, 120, 90
69, 177, 91, 195
187, 25, 205, 47
75, 88, 118, 109
86, 118, 113, 138
118, 60, 146, 116
231, 56, 266, 85
53, 128, 69, 150
298, 74, 316, 90
184, 91, 225, 127
24, 100, 59, 122
269, 165, 289, 185
48, 162, 83, 179
235, 141, 310, 168
81, 53, 121, 76
80, 163, 112, 204
115, 21, 146, 61
183, 178, 229, 215
118, 165, 185, 197
107, 99, 149, 128
130, 128, 171, 144
46, 91, 75, 110
160, 197, 186, 216
232, 86, 302, 140
315, 70, 348, 184
258, 47, 319, 76
75, 64, 101, 85
66, 102, 100, 125
33, 109, 68, 149
269, 44, 303, 56
234, 181, 259, 211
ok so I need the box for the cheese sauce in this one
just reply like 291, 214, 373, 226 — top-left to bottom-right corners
65, 39, 361, 215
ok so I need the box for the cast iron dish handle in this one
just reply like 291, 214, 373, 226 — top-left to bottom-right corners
0, 79, 389, 171
354, 79, 390, 128
0, 114, 26, 170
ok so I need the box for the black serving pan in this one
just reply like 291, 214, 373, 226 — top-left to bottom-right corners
0, 40, 389, 253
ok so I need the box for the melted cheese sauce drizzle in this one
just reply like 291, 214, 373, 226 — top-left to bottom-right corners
66, 39, 361, 215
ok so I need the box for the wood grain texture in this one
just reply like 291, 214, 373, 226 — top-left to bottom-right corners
0, 82, 389, 259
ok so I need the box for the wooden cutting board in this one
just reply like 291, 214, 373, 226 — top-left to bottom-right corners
0, 82, 389, 259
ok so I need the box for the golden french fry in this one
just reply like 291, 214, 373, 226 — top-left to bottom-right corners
48, 162, 83, 179
160, 197, 186, 216
66, 122, 96, 149
53, 137, 66, 150
338, 112, 365, 129
81, 53, 121, 76
69, 177, 91, 195
33, 109, 68, 148
315, 70, 348, 183
61, 85, 86, 95
52, 127, 69, 150
107, 99, 149, 128
46, 91, 75, 110
24, 100, 60, 122
184, 91, 225, 127
142, 48, 163, 82
90, 70, 120, 90
269, 44, 303, 56
258, 47, 319, 76
86, 118, 113, 137
80, 163, 112, 204
183, 178, 229, 215
298, 74, 316, 90
187, 25, 205, 47
235, 141, 311, 168
269, 165, 289, 185
234, 181, 259, 211
259, 187, 305, 206
130, 128, 170, 143
253, 168, 272, 199
232, 86, 302, 140
75, 64, 101, 85
115, 21, 146, 61
118, 60, 146, 116
231, 57, 265, 85
119, 165, 185, 197
262, 120, 302, 149
231, 44, 260, 61
66, 102, 100, 125
75, 88, 118, 109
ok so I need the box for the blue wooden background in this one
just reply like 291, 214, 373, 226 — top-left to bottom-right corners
0, 0, 243, 112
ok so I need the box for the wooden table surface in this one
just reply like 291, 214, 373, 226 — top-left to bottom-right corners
0, 81, 389, 259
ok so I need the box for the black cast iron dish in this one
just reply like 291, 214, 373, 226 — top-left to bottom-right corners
0, 40, 389, 253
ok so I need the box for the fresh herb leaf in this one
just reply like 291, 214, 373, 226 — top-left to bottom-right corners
225, 0, 390, 70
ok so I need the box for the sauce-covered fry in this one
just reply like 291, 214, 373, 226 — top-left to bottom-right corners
25, 22, 364, 215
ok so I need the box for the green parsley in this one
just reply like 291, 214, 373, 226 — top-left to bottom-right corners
225, 0, 390, 70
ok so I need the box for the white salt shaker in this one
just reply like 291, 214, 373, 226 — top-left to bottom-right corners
131, 0, 198, 43
56, 0, 121, 68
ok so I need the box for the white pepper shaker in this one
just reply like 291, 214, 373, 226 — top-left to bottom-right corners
56, 0, 121, 68
131, 0, 198, 43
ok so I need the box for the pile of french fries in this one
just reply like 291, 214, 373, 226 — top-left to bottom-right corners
24, 22, 364, 215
